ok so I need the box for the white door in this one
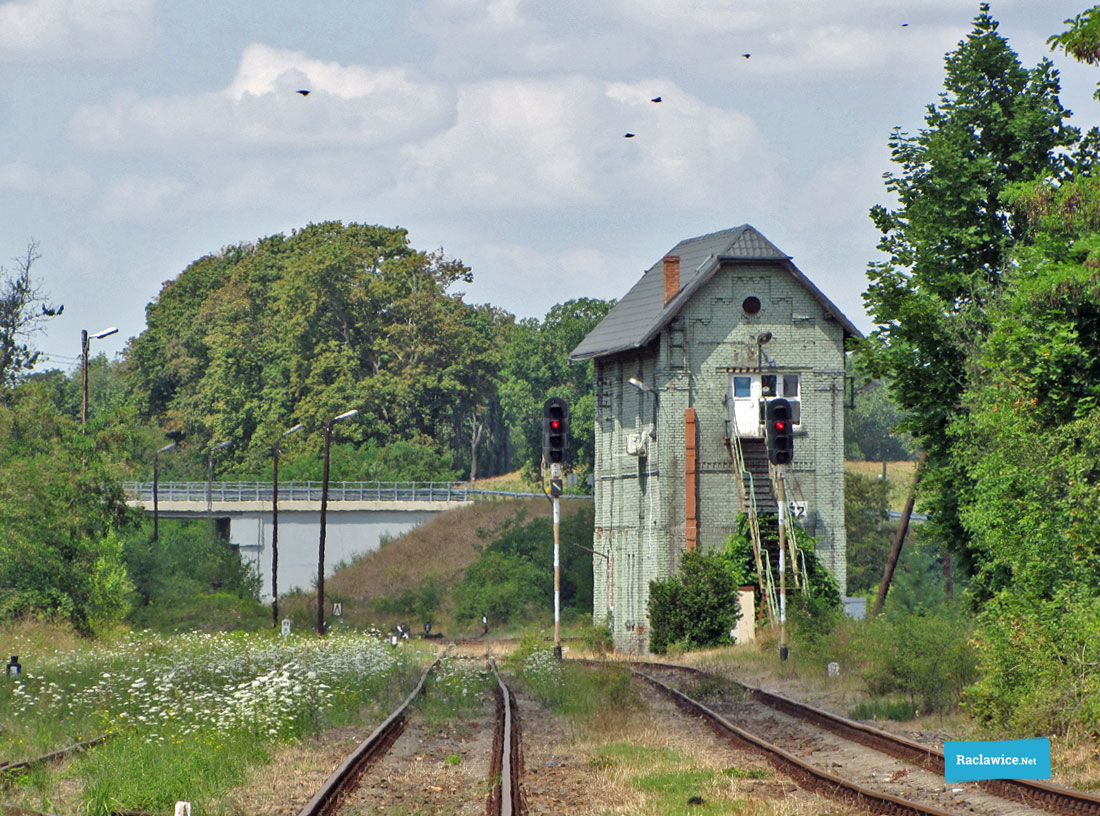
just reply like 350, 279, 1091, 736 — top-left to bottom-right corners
730, 375, 763, 438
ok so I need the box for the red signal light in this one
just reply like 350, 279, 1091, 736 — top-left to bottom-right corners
775, 421, 787, 431
551, 420, 561, 429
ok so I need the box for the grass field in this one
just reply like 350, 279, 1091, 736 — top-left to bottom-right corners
845, 460, 919, 512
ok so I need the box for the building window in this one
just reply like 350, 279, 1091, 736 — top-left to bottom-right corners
733, 376, 751, 398
742, 296, 761, 315
761, 374, 777, 397
783, 375, 799, 398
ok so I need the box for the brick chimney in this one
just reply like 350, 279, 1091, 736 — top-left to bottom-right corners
663, 256, 680, 305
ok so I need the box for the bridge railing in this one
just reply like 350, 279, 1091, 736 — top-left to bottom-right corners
122, 481, 592, 503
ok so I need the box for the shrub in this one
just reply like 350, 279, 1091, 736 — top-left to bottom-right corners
648, 548, 740, 654
860, 608, 977, 715
966, 588, 1100, 733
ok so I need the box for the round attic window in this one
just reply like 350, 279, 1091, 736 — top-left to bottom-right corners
742, 296, 761, 315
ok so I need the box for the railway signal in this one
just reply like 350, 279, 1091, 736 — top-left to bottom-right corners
766, 398, 794, 465
542, 397, 569, 467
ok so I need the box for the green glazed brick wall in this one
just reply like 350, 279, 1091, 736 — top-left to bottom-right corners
591, 261, 848, 653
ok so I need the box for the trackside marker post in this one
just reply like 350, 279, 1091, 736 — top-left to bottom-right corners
552, 463, 562, 660
777, 469, 788, 661
543, 397, 569, 661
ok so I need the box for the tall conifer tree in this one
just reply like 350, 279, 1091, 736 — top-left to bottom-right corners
861, 4, 1077, 557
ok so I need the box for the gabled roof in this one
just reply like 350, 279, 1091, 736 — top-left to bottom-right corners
569, 225, 862, 361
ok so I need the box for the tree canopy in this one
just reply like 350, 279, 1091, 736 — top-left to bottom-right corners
861, 4, 1078, 556
121, 221, 611, 483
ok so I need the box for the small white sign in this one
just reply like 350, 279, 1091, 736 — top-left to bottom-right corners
332, 602, 343, 617
281, 618, 292, 636
789, 501, 808, 519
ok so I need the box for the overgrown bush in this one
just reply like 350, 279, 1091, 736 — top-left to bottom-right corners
860, 608, 977, 715
648, 548, 741, 654
966, 588, 1100, 733
453, 506, 594, 626
726, 513, 842, 622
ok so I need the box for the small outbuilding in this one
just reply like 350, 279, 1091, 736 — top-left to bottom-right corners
570, 225, 862, 653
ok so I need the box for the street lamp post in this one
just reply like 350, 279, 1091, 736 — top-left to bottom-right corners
272, 423, 303, 628
81, 327, 117, 427
317, 409, 358, 635
153, 441, 177, 543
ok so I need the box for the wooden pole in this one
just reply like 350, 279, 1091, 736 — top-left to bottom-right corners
872, 451, 927, 616
272, 442, 280, 628
317, 421, 332, 636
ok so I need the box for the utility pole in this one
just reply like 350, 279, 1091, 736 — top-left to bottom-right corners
873, 451, 927, 616
153, 441, 176, 543
81, 326, 117, 428
317, 409, 358, 636
272, 423, 302, 628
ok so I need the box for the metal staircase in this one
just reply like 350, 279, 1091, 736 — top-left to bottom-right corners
738, 439, 777, 513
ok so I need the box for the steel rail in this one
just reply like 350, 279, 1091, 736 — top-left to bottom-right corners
0, 733, 113, 782
297, 659, 438, 816
624, 660, 1100, 816
488, 658, 524, 816
632, 667, 958, 816
0, 806, 61, 816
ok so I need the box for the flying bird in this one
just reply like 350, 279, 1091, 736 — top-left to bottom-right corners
742, 53, 751, 59
651, 96, 662, 103
297, 89, 311, 96
624, 132, 636, 138
901, 22, 909, 27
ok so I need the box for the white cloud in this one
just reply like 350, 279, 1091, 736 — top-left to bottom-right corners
608, 0, 967, 79
0, 160, 92, 197
394, 76, 780, 212
463, 241, 627, 316
0, 0, 155, 60
71, 44, 447, 152
0, 160, 38, 191
95, 174, 190, 222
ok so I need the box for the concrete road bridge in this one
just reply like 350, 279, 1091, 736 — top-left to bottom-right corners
124, 481, 586, 601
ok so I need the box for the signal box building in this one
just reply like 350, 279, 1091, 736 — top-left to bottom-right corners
570, 225, 861, 653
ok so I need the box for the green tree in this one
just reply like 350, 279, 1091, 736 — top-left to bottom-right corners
0, 385, 136, 633
122, 222, 514, 480
844, 378, 914, 461
648, 548, 742, 654
861, 4, 1078, 561
499, 298, 613, 482
0, 242, 62, 390
844, 472, 896, 594
453, 505, 594, 625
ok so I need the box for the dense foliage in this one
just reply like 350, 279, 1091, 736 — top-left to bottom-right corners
121, 221, 611, 484
0, 386, 136, 633
857, 3, 1100, 733
844, 471, 895, 595
861, 4, 1078, 560
1, 223, 610, 631
452, 505, 594, 626
954, 174, 1100, 731
647, 548, 742, 654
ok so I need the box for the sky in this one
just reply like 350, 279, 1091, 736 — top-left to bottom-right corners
4, 0, 1100, 370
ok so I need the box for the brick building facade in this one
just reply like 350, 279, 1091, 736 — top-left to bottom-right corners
571, 226, 861, 653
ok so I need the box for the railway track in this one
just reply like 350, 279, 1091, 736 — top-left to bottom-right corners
620, 660, 1100, 816
298, 656, 524, 816
0, 733, 112, 785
